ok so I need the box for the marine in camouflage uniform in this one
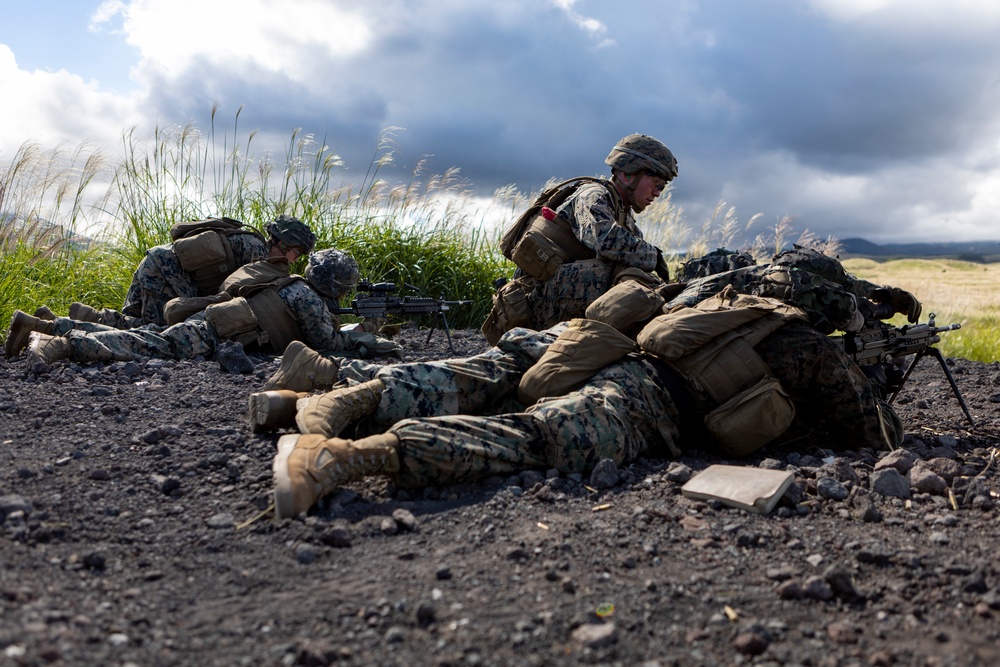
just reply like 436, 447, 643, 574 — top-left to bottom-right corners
79, 215, 316, 329
667, 245, 922, 334
21, 249, 367, 365
267, 313, 901, 518
508, 135, 679, 330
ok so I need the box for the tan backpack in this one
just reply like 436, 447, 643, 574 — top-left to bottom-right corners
169, 218, 266, 296
638, 287, 808, 457
499, 177, 626, 281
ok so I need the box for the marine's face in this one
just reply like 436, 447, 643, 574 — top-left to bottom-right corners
630, 172, 668, 213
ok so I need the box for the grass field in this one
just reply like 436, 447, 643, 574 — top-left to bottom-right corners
843, 258, 1000, 363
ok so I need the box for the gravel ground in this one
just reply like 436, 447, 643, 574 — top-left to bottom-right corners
2, 324, 1000, 667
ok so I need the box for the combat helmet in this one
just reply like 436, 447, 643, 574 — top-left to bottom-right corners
305, 248, 360, 300
769, 245, 850, 285
266, 215, 317, 253
605, 134, 678, 180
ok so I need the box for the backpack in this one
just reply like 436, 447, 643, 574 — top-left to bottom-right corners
499, 177, 627, 280
169, 218, 268, 296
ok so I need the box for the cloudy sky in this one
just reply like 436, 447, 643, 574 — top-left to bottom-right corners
3, 0, 1000, 245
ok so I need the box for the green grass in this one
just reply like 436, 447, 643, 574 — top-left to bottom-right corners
3, 110, 999, 363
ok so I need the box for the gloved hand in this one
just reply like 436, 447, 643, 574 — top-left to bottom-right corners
872, 287, 922, 323
654, 249, 671, 283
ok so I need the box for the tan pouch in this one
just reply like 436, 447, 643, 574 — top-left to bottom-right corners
517, 318, 637, 405
173, 231, 228, 273
585, 280, 665, 333
481, 279, 534, 346
205, 296, 259, 343
704, 377, 795, 458
164, 293, 234, 325
510, 227, 568, 281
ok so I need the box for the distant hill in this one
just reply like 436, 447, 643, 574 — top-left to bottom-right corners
840, 238, 1000, 263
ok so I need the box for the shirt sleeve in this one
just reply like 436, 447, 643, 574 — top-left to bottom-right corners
279, 281, 353, 352
558, 183, 660, 271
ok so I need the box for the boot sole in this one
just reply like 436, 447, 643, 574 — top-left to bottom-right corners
272, 434, 299, 520
248, 392, 296, 433
4, 312, 33, 358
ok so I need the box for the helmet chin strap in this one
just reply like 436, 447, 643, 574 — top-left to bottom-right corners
614, 171, 642, 212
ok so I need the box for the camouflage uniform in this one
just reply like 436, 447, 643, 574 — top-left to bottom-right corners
380, 349, 681, 488
319, 319, 895, 488
55, 253, 355, 363
668, 247, 894, 335
523, 182, 662, 328
121, 233, 270, 327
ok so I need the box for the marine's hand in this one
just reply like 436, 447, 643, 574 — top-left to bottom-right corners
873, 287, 922, 323
654, 249, 671, 283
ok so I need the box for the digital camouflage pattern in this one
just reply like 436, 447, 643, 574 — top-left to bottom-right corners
382, 354, 681, 488
676, 248, 757, 283
517, 181, 664, 329
604, 134, 679, 180
667, 246, 892, 335
317, 317, 897, 488
755, 322, 901, 450
56, 275, 352, 363
122, 233, 270, 326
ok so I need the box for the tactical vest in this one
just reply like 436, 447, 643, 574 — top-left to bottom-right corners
500, 177, 627, 281
205, 258, 304, 353
638, 287, 808, 457
169, 217, 267, 296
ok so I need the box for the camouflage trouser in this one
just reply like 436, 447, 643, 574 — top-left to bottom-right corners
122, 246, 198, 327
338, 326, 565, 432
756, 322, 899, 450
383, 355, 682, 488
528, 259, 614, 329
64, 317, 219, 362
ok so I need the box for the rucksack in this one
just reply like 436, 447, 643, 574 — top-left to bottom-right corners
498, 177, 627, 279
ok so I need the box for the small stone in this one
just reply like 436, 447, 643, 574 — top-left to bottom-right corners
589, 459, 619, 490
874, 450, 915, 474
817, 477, 849, 500
380, 517, 399, 535
803, 576, 834, 601
827, 621, 859, 644
295, 544, 318, 565
871, 468, 910, 499
571, 622, 617, 649
909, 467, 947, 495
216, 341, 254, 374
391, 508, 418, 531
733, 631, 769, 656
777, 581, 802, 600
206, 513, 235, 530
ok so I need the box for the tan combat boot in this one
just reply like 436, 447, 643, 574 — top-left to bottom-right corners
295, 378, 385, 438
247, 390, 308, 433
4, 310, 54, 358
26, 332, 71, 365
69, 302, 102, 322
33, 306, 56, 321
261, 341, 339, 392
272, 432, 400, 519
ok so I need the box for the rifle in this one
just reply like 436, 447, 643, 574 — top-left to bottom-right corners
840, 309, 974, 428
335, 280, 473, 353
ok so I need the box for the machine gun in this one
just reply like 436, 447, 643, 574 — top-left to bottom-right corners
336, 280, 473, 353
840, 310, 974, 428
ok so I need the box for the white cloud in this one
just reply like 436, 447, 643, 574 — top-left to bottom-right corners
99, 0, 372, 81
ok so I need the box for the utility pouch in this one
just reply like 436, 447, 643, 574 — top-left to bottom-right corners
517, 318, 637, 405
704, 377, 795, 458
509, 224, 568, 281
173, 231, 228, 273
205, 296, 260, 347
481, 279, 534, 346
585, 279, 665, 333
